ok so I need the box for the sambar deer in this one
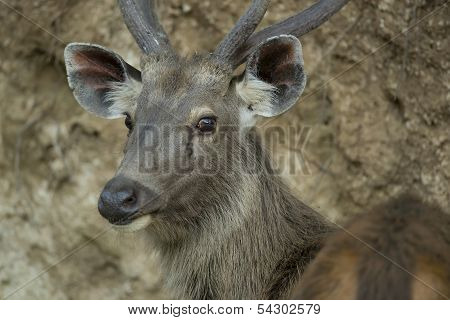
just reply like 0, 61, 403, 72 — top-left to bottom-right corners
64, 0, 351, 299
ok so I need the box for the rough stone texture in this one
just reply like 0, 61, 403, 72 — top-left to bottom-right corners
0, 0, 448, 298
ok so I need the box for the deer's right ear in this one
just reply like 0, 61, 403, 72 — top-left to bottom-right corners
64, 43, 142, 119
235, 35, 306, 118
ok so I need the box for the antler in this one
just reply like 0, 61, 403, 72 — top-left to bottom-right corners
117, 0, 172, 54
214, 0, 271, 63
117, 0, 350, 66
231, 0, 351, 68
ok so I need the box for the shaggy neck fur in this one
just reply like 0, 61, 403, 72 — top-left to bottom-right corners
146, 132, 333, 299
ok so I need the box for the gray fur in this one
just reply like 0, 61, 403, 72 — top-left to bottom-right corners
64, 37, 331, 299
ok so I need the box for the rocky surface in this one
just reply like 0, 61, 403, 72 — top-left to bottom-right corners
0, 0, 448, 299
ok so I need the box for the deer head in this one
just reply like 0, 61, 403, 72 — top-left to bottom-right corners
64, 0, 349, 236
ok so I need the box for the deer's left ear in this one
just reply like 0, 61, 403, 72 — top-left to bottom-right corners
64, 43, 142, 119
235, 35, 306, 117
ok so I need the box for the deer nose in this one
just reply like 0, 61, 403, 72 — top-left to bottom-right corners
98, 176, 140, 224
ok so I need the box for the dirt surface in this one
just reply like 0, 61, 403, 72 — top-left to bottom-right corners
0, 0, 448, 299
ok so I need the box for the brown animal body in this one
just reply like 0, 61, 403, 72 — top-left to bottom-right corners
292, 194, 450, 300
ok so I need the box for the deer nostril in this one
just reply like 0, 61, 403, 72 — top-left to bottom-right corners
124, 195, 137, 205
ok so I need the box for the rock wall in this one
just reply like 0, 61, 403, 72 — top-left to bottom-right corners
0, 0, 448, 299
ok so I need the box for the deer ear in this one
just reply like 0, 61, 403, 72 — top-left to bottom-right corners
236, 35, 306, 118
64, 43, 142, 119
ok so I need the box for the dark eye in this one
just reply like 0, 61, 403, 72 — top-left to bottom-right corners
124, 113, 133, 131
196, 117, 216, 133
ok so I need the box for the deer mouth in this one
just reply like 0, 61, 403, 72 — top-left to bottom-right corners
110, 211, 145, 226
110, 208, 162, 232
110, 202, 164, 232
111, 214, 153, 232
111, 205, 162, 225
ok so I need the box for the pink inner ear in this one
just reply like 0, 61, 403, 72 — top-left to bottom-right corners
272, 63, 297, 87
256, 42, 297, 87
73, 49, 125, 90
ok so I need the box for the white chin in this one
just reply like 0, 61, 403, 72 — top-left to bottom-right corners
112, 215, 152, 233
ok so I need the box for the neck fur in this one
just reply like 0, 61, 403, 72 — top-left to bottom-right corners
147, 134, 331, 299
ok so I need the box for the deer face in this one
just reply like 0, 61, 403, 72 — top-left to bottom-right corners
64, 37, 306, 232
64, 0, 347, 234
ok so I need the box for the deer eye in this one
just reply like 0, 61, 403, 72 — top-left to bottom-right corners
196, 117, 216, 133
124, 113, 133, 131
